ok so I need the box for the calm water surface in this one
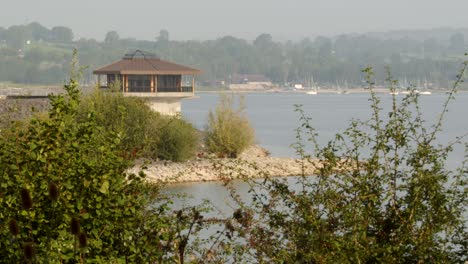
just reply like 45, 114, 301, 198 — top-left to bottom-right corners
165, 92, 468, 214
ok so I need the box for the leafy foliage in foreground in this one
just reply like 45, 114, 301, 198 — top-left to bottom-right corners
205, 94, 255, 158
223, 66, 468, 263
0, 78, 155, 262
0, 56, 208, 262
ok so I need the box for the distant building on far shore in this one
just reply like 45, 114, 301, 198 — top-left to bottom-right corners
229, 74, 273, 91
93, 50, 201, 115
294, 84, 304, 90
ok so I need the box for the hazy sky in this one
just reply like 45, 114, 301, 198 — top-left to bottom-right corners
1, 0, 468, 41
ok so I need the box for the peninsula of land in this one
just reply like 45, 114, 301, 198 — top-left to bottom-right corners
129, 145, 319, 184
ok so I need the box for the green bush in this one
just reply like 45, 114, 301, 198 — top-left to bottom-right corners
78, 89, 198, 162
205, 94, 255, 158
157, 115, 199, 162
0, 75, 172, 262
222, 66, 468, 263
78, 88, 154, 155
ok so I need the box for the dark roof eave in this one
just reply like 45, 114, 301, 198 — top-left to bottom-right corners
93, 57, 202, 76
93, 70, 202, 75
122, 70, 202, 75
93, 70, 121, 75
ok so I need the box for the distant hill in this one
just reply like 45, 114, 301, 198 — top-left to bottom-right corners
364, 27, 468, 44
0, 22, 467, 88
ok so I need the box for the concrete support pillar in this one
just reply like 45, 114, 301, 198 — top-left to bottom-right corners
147, 98, 181, 116
124, 75, 129, 93
178, 75, 181, 92
192, 75, 195, 93
154, 75, 158, 93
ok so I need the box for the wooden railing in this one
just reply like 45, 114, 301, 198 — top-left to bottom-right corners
158, 86, 193, 93
129, 86, 151, 93
99, 85, 194, 93
181, 86, 193, 92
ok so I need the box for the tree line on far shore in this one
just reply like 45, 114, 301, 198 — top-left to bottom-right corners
0, 22, 467, 88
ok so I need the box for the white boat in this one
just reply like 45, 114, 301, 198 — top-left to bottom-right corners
306, 90, 318, 95
419, 91, 432, 95
389, 91, 399, 95
400, 91, 410, 95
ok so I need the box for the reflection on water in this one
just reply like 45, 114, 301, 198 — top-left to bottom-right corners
163, 180, 244, 217
163, 176, 304, 218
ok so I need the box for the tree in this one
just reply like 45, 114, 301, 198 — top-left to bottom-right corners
205, 94, 255, 158
104, 30, 120, 47
423, 37, 439, 55
50, 26, 74, 42
315, 35, 333, 58
157, 29, 170, 42
27, 22, 50, 41
0, 26, 6, 41
156, 29, 171, 56
449, 33, 465, 51
253, 33, 273, 49
6, 25, 31, 50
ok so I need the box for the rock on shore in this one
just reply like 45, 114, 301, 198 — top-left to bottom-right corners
129, 145, 321, 184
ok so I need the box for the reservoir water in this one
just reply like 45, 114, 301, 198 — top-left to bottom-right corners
166, 92, 468, 215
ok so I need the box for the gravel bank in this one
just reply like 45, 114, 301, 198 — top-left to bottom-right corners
129, 146, 321, 184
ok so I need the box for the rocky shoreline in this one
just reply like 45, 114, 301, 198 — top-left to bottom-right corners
129, 145, 321, 184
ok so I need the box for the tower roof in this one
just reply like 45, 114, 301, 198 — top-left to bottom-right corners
93, 50, 201, 75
